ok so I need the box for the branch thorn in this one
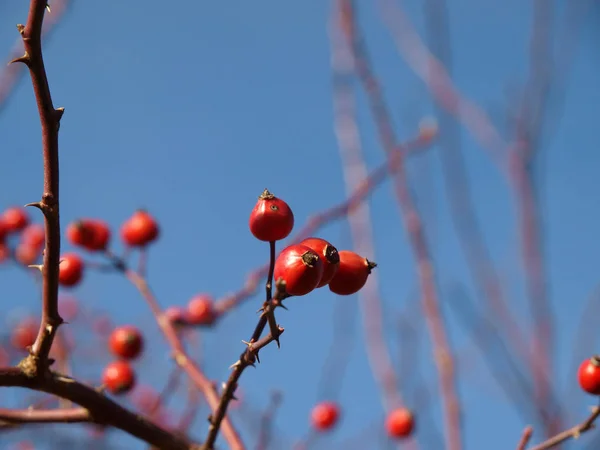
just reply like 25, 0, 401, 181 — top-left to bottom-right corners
8, 53, 30, 66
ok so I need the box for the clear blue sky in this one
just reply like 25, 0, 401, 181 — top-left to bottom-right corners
1, 1, 599, 449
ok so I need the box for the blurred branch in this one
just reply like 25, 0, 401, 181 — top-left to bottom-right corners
340, 1, 462, 449
0, 0, 70, 113
255, 391, 283, 450
528, 406, 600, 450
330, 0, 406, 422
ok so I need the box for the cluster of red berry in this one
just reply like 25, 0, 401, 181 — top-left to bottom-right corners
247, 190, 416, 439
249, 189, 376, 297
102, 325, 144, 395
59, 210, 159, 286
0, 207, 45, 265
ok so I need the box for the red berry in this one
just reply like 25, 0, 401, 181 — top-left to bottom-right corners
328, 250, 376, 296
311, 401, 340, 431
386, 408, 415, 439
249, 189, 294, 242
11, 319, 38, 351
20, 224, 45, 250
273, 244, 323, 296
103, 360, 136, 394
299, 237, 340, 287
3, 207, 29, 232
120, 210, 159, 247
67, 219, 111, 251
0, 219, 8, 241
109, 325, 144, 360
58, 296, 80, 322
58, 252, 84, 286
187, 295, 216, 325
578, 356, 600, 395
14, 243, 40, 266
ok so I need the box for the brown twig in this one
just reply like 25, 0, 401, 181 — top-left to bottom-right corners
202, 303, 284, 450
0, 366, 197, 449
15, 0, 64, 376
528, 406, 600, 450
340, 1, 462, 449
0, 407, 90, 424
102, 251, 244, 450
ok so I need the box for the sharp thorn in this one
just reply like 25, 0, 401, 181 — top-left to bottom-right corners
16, 24, 25, 35
24, 202, 43, 210
8, 53, 30, 66
255, 351, 260, 364
46, 3, 51, 12
229, 360, 241, 370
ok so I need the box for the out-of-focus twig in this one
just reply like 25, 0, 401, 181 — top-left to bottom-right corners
255, 391, 282, 450
340, 2, 462, 449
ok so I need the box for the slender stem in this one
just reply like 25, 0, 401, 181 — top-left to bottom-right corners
516, 426, 534, 450
202, 312, 284, 450
18, 0, 63, 374
528, 406, 600, 450
103, 251, 244, 449
265, 241, 276, 301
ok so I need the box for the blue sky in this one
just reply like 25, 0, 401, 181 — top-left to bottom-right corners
1, 1, 599, 449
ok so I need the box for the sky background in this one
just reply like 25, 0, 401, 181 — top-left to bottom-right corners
0, 0, 599, 449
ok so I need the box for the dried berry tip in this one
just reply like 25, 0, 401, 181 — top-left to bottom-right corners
301, 252, 320, 267
591, 355, 600, 366
366, 259, 377, 272
259, 188, 275, 200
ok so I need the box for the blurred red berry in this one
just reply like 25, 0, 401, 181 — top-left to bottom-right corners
386, 408, 415, 439
14, 243, 40, 266
3, 207, 29, 232
187, 295, 215, 325
103, 360, 136, 394
93, 315, 113, 336
273, 244, 323, 296
311, 401, 340, 431
328, 250, 376, 296
109, 325, 144, 360
58, 252, 84, 286
0, 219, 8, 241
131, 385, 161, 414
299, 237, 340, 287
11, 319, 38, 351
58, 296, 80, 322
20, 224, 45, 250
578, 356, 600, 395
0, 243, 9, 263
120, 210, 159, 247
249, 189, 294, 242
67, 219, 111, 251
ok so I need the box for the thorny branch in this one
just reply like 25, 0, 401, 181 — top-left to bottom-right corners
14, 0, 64, 377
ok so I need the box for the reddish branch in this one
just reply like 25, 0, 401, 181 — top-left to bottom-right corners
0, 366, 196, 449
380, 0, 561, 435
340, 1, 463, 449
517, 426, 534, 449
12, 0, 64, 376
330, 7, 406, 420
104, 251, 244, 450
